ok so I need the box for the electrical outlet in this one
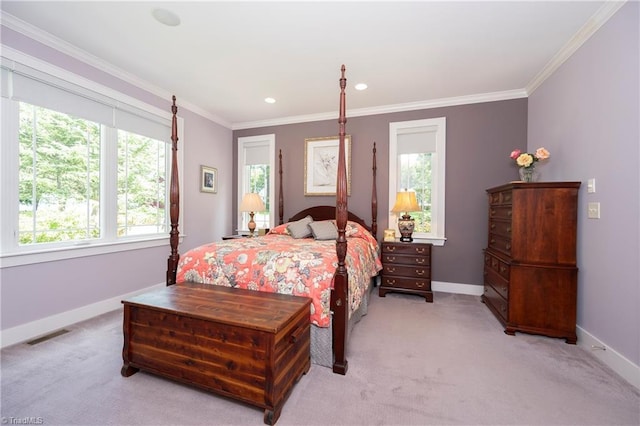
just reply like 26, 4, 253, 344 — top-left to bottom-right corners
587, 178, 596, 193
587, 202, 600, 219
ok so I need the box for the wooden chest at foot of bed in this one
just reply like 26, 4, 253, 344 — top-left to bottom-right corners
121, 283, 311, 425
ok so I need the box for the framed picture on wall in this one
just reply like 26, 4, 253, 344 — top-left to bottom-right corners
200, 165, 217, 193
304, 135, 351, 196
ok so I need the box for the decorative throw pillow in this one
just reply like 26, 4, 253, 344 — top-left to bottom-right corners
309, 220, 338, 240
268, 223, 290, 235
286, 215, 313, 239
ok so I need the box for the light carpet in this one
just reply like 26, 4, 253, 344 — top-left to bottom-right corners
1, 291, 638, 425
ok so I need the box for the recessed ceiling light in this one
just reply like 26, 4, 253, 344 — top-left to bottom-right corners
152, 8, 181, 27
265, 97, 276, 104
355, 83, 368, 91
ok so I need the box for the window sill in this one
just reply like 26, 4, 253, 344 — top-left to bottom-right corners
412, 237, 446, 247
0, 236, 180, 268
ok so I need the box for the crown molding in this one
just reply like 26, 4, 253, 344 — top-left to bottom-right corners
232, 89, 528, 130
0, 11, 231, 129
526, 1, 627, 95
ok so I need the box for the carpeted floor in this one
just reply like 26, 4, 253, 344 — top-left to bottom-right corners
1, 291, 638, 425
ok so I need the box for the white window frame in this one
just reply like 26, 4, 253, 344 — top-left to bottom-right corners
237, 134, 276, 232
0, 48, 184, 268
389, 117, 447, 246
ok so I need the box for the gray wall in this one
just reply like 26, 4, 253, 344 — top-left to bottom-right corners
234, 99, 528, 287
528, 2, 639, 366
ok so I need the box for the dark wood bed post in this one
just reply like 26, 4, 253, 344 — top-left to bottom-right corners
278, 149, 284, 225
332, 65, 349, 375
166, 96, 180, 286
372, 142, 378, 239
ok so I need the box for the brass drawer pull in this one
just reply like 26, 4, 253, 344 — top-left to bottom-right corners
387, 279, 396, 285
387, 267, 396, 273
416, 282, 425, 288
387, 246, 396, 252
416, 269, 425, 276
415, 258, 425, 265
415, 247, 426, 254
387, 256, 396, 262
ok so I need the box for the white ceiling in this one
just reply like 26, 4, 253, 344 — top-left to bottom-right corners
0, 1, 620, 129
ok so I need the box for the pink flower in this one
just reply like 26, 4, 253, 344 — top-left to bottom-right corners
535, 147, 550, 160
510, 149, 521, 160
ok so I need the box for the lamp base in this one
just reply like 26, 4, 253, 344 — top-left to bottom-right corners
397, 215, 415, 243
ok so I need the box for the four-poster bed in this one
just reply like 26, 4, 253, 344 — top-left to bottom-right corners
165, 66, 380, 375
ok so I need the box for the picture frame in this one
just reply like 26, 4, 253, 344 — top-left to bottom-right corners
304, 135, 351, 196
200, 165, 217, 193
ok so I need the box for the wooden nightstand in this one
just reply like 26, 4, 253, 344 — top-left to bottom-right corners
379, 241, 433, 302
221, 234, 248, 240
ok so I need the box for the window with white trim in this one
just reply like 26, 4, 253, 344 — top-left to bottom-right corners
1, 56, 182, 265
237, 135, 275, 232
389, 117, 447, 245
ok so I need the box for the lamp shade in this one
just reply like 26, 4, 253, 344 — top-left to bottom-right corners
391, 191, 420, 214
240, 193, 265, 212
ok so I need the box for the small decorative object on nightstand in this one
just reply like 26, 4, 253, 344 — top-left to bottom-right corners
391, 191, 421, 242
240, 193, 265, 237
379, 241, 432, 302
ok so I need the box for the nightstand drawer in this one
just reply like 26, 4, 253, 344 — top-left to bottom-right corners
380, 276, 430, 292
382, 243, 430, 257
382, 264, 430, 279
381, 253, 430, 267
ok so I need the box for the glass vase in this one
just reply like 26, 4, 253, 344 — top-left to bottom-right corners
519, 166, 539, 182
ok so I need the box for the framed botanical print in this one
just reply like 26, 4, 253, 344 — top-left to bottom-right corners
304, 135, 351, 196
200, 165, 217, 193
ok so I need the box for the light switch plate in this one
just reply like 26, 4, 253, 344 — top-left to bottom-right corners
587, 202, 600, 219
587, 178, 596, 193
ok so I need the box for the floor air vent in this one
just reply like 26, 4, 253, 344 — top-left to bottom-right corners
27, 329, 70, 345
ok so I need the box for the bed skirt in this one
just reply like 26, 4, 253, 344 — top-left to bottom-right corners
310, 277, 377, 368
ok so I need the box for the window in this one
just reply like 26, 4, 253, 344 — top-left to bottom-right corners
237, 135, 275, 232
1, 55, 182, 266
389, 118, 446, 245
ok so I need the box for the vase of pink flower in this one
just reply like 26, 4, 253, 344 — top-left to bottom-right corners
510, 147, 550, 182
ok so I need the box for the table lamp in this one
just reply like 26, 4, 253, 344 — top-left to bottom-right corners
240, 193, 265, 237
390, 191, 420, 242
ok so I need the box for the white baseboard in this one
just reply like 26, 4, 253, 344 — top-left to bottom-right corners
576, 325, 640, 390
0, 282, 164, 349
432, 280, 484, 296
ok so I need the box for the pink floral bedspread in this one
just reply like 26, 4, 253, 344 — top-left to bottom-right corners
176, 223, 382, 327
